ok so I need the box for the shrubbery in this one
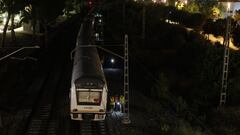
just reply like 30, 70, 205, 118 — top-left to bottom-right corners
104, 1, 240, 134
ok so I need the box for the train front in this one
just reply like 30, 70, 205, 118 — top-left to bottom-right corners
70, 72, 107, 121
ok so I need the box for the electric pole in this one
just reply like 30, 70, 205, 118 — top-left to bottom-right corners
142, 2, 146, 43
122, 34, 131, 124
0, 112, 2, 128
219, 2, 232, 107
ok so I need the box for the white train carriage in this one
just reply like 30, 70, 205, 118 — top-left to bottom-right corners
70, 16, 108, 121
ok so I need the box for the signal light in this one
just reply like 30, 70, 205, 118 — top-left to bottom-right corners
88, 0, 93, 8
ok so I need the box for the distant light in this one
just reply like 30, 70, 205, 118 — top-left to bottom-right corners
15, 14, 20, 22
3, 17, 6, 25
95, 33, 99, 39
162, 0, 167, 3
152, 0, 156, 3
227, 2, 231, 11
111, 58, 115, 64
184, 0, 187, 5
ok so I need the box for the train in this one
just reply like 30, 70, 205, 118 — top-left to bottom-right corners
70, 15, 108, 121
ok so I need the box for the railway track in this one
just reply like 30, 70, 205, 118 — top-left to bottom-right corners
106, 111, 125, 135
23, 65, 63, 135
22, 14, 82, 135
26, 105, 55, 135
71, 120, 109, 135
0, 13, 83, 135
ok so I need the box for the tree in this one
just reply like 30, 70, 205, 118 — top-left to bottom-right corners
202, 18, 226, 37
176, 1, 183, 10
0, 0, 26, 47
184, 0, 200, 13
232, 25, 240, 47
167, 0, 176, 6
234, 9, 240, 22
202, 19, 214, 39
151, 73, 170, 100
0, 0, 13, 47
191, 44, 223, 108
27, 0, 66, 45
183, 0, 225, 18
195, 0, 218, 16
210, 6, 220, 20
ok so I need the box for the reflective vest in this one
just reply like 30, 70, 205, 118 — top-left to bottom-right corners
110, 97, 115, 105
120, 95, 125, 104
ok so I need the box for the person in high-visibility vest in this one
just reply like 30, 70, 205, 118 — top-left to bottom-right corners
110, 96, 115, 112
120, 95, 125, 104
119, 95, 125, 112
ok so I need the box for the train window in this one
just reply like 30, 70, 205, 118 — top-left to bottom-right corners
77, 91, 101, 105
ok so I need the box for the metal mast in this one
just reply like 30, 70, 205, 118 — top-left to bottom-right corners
219, 3, 232, 106
122, 34, 131, 124
142, 2, 146, 42
0, 113, 2, 128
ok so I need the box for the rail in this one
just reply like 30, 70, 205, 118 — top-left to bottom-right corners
0, 46, 40, 61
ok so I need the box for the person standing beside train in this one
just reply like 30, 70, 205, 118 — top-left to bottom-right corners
119, 95, 125, 112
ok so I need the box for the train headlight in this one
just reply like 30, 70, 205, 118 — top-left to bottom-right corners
98, 114, 104, 119
72, 108, 78, 112
99, 109, 104, 112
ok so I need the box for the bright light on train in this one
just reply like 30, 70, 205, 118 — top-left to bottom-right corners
72, 109, 78, 112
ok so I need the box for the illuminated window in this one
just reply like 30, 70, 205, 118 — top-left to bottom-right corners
77, 91, 101, 105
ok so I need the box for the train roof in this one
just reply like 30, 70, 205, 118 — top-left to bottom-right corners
73, 47, 105, 89
76, 17, 94, 46
72, 16, 105, 89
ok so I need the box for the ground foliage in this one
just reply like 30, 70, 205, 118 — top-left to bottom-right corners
103, 1, 240, 134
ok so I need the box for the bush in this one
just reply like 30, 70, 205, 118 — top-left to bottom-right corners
150, 73, 169, 101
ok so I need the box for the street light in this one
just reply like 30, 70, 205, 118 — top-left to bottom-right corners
184, 0, 188, 5
110, 58, 115, 68
110, 58, 115, 64
227, 2, 231, 11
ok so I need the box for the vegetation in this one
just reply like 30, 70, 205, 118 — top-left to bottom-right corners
184, 0, 224, 19
103, 1, 240, 134
0, 0, 67, 47
0, 0, 27, 47
0, 0, 239, 134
